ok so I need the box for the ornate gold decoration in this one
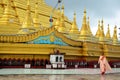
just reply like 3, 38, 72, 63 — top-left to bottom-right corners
87, 17, 93, 36
79, 9, 89, 35
69, 12, 79, 34
0, 0, 119, 62
58, 4, 66, 32
33, 1, 41, 30
0, 0, 20, 34
55, 4, 61, 30
50, 34, 55, 42
95, 20, 101, 38
98, 19, 107, 44
112, 25, 118, 45
105, 24, 112, 44
0, 0, 72, 34
79, 9, 94, 41
18, 0, 35, 34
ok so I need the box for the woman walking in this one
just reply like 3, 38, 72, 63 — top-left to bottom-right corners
98, 53, 112, 75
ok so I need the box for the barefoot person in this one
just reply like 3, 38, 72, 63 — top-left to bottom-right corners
98, 53, 112, 75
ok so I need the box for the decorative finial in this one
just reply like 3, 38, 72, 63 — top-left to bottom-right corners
98, 20, 100, 24
74, 12, 76, 20
107, 24, 110, 32
61, 4, 64, 16
82, 8, 87, 24
101, 19, 104, 29
74, 12, 76, 16
108, 24, 109, 28
33, 0, 41, 29
27, 0, 30, 5
84, 8, 86, 14
106, 24, 111, 40
101, 19, 103, 24
79, 8, 92, 37
95, 20, 101, 38
18, 0, 35, 34
58, 3, 66, 32
35, 1, 38, 14
112, 25, 118, 45
70, 12, 79, 34
55, 3, 61, 29
87, 16, 93, 36
62, 4, 64, 9
58, 3, 60, 10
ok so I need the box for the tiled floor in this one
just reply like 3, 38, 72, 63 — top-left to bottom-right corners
0, 68, 120, 74
0, 74, 120, 80
0, 68, 120, 80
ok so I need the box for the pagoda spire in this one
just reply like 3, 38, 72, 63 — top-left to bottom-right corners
18, 0, 35, 34
22, 0, 34, 29
106, 24, 112, 44
58, 4, 66, 32
0, 0, 4, 18
79, 8, 89, 35
95, 20, 101, 38
106, 24, 111, 39
101, 19, 105, 37
112, 25, 118, 45
0, 0, 20, 25
11, 0, 20, 23
79, 9, 94, 41
87, 17, 93, 36
99, 19, 106, 43
33, 1, 41, 30
3, 0, 12, 15
69, 12, 79, 34
55, 4, 61, 30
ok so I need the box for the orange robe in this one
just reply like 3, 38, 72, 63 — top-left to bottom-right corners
98, 56, 112, 74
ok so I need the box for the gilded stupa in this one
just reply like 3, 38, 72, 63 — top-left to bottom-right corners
0, 0, 119, 68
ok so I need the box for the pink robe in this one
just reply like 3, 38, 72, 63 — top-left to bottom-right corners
98, 56, 112, 73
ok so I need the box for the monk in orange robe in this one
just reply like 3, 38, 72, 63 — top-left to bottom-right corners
98, 53, 112, 75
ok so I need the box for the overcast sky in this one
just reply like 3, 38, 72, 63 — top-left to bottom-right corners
45, 0, 120, 38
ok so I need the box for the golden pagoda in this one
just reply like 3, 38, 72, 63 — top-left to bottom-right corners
106, 24, 112, 44
95, 20, 101, 38
57, 4, 66, 32
87, 17, 93, 36
112, 25, 119, 45
69, 12, 79, 34
33, 2, 42, 30
98, 19, 106, 43
0, 0, 20, 34
18, 0, 35, 34
79, 9, 97, 42
68, 12, 79, 40
55, 4, 61, 30
0, 0, 120, 68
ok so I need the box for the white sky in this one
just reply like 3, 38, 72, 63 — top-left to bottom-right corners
45, 0, 120, 39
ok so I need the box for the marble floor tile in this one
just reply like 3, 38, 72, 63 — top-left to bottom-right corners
0, 68, 120, 80
0, 74, 120, 80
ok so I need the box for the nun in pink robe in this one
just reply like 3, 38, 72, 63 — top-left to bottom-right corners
98, 53, 112, 75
